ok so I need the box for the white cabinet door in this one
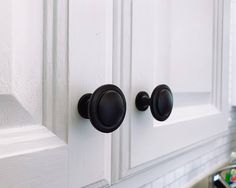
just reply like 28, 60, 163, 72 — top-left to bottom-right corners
0, 0, 68, 188
113, 0, 231, 179
69, 0, 231, 186
69, 0, 114, 187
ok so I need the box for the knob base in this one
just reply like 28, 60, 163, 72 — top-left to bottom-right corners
78, 93, 92, 119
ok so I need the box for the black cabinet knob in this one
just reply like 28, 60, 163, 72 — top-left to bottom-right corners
135, 84, 173, 121
78, 84, 126, 133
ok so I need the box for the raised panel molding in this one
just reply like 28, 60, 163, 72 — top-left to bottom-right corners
0, 0, 69, 136
0, 0, 43, 128
0, 1, 69, 187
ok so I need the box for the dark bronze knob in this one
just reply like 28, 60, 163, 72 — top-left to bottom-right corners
135, 84, 173, 121
78, 84, 126, 133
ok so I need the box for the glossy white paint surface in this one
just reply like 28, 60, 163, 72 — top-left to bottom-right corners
117, 0, 230, 173
0, 1, 68, 187
69, 0, 113, 187
0, 0, 231, 187
0, 0, 43, 128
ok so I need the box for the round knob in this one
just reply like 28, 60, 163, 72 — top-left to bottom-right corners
135, 84, 173, 121
78, 84, 126, 133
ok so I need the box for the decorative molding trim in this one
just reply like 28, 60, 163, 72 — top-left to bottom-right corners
111, 0, 133, 183
212, 0, 224, 109
43, 0, 69, 141
111, 0, 123, 183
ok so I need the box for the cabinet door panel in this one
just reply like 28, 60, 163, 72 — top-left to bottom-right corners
0, 1, 68, 187
121, 0, 229, 169
0, 0, 43, 127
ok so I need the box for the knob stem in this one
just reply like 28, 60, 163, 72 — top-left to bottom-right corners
78, 93, 92, 119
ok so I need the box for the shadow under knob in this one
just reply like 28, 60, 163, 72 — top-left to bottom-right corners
78, 84, 126, 133
135, 84, 173, 121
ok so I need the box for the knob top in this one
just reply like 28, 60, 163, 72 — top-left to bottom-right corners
98, 90, 125, 127
78, 84, 126, 133
157, 89, 173, 117
151, 85, 173, 121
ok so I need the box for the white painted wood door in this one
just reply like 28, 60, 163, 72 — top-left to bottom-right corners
69, 0, 231, 187
0, 1, 68, 188
69, 0, 114, 187
113, 0, 231, 181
